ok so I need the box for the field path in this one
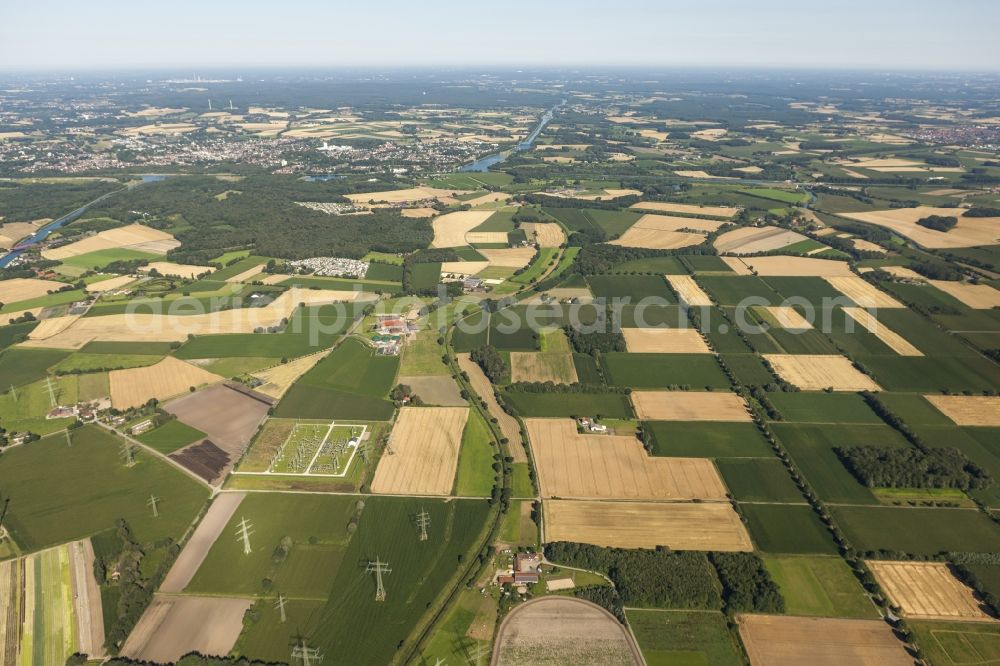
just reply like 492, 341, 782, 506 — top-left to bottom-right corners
70, 539, 105, 658
457, 353, 527, 462
159, 493, 246, 593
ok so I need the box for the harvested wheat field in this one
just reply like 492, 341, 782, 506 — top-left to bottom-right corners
464, 191, 511, 207
714, 226, 809, 254
121, 595, 252, 664
400, 207, 438, 218
667, 275, 713, 306
346, 186, 459, 205
140, 261, 214, 279
630, 201, 740, 218
0, 221, 43, 249
723, 255, 853, 277
510, 352, 578, 384
738, 615, 912, 666
609, 228, 703, 250
0, 277, 68, 303
853, 238, 887, 254
85, 275, 138, 293
42, 223, 178, 260
825, 276, 903, 308
544, 499, 752, 551
431, 210, 495, 247
465, 231, 509, 244
22, 288, 371, 348
629, 214, 725, 234
674, 170, 731, 179
458, 354, 525, 462
110, 356, 224, 409
622, 327, 710, 353
526, 418, 727, 500
440, 261, 489, 278
371, 406, 470, 495
630, 391, 751, 421
479, 247, 538, 268
924, 395, 1000, 426
842, 308, 922, 356
493, 596, 643, 666
764, 354, 880, 391
868, 561, 994, 621
878, 265, 924, 280
762, 306, 813, 330
251, 351, 328, 399
928, 280, 1000, 309
26, 313, 83, 340
522, 222, 566, 247
842, 207, 1000, 249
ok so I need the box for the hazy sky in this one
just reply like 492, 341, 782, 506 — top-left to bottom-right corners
2, 0, 998, 71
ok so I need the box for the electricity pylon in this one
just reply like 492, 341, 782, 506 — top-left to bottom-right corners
291, 638, 323, 665
366, 556, 391, 602
416, 507, 430, 541
236, 517, 254, 555
147, 495, 159, 518
275, 594, 288, 623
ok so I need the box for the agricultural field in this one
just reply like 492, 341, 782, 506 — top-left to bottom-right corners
3, 68, 1000, 666
0, 425, 209, 551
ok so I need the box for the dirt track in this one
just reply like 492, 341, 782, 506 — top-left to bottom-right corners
159, 493, 246, 593
458, 354, 526, 462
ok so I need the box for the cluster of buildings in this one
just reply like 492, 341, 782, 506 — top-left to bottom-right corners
496, 551, 542, 589
371, 314, 415, 355
285, 256, 370, 278
295, 201, 372, 216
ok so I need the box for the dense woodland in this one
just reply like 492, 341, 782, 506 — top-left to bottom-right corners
836, 446, 991, 490
79, 175, 431, 263
544, 542, 722, 609
470, 345, 508, 384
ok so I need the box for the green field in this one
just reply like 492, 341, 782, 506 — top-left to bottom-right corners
767, 392, 881, 424
717, 458, 803, 502
136, 419, 207, 453
721, 353, 776, 386
699, 276, 780, 305
176, 303, 362, 358
586, 274, 675, 301
418, 586, 492, 665
0, 321, 38, 351
740, 503, 837, 554
453, 409, 497, 497
763, 555, 877, 619
831, 506, 1000, 555
409, 262, 442, 292
645, 421, 773, 458
399, 329, 448, 376
502, 390, 634, 419
232, 496, 491, 664
0, 373, 108, 435
511, 247, 557, 285
0, 347, 70, 388
613, 255, 687, 274
274, 337, 398, 420
877, 393, 954, 425
57, 247, 159, 269
862, 355, 1000, 393
542, 207, 641, 237
0, 425, 209, 551
51, 352, 162, 373
910, 620, 1000, 666
601, 353, 730, 389
773, 423, 909, 505
627, 609, 743, 666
